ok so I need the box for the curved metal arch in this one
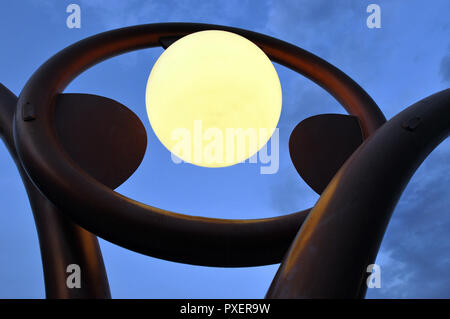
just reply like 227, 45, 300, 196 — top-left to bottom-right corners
14, 23, 385, 267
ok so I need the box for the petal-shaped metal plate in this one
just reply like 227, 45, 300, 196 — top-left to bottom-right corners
289, 114, 363, 194
55, 93, 147, 190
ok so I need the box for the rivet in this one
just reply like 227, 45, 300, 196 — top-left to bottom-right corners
22, 102, 36, 121
401, 117, 421, 131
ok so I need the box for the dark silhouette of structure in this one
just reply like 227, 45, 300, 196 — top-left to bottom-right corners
0, 23, 448, 298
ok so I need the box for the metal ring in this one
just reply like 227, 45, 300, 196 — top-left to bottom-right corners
14, 23, 385, 267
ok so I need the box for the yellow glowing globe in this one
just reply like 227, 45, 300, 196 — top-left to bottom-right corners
146, 30, 282, 167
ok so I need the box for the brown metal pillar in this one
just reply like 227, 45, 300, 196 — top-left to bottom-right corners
0, 84, 110, 298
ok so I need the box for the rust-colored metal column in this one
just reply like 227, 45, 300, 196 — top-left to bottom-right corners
0, 84, 110, 298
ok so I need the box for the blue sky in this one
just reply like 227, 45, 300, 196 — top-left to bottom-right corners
0, 0, 449, 298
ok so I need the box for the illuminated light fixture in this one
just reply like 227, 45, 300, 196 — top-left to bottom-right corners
146, 30, 282, 167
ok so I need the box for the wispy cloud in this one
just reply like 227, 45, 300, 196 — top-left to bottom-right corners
78, 0, 271, 30
440, 52, 450, 83
367, 145, 450, 298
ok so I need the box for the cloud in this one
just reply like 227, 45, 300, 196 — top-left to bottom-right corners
78, 0, 271, 30
367, 144, 450, 298
440, 52, 450, 83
